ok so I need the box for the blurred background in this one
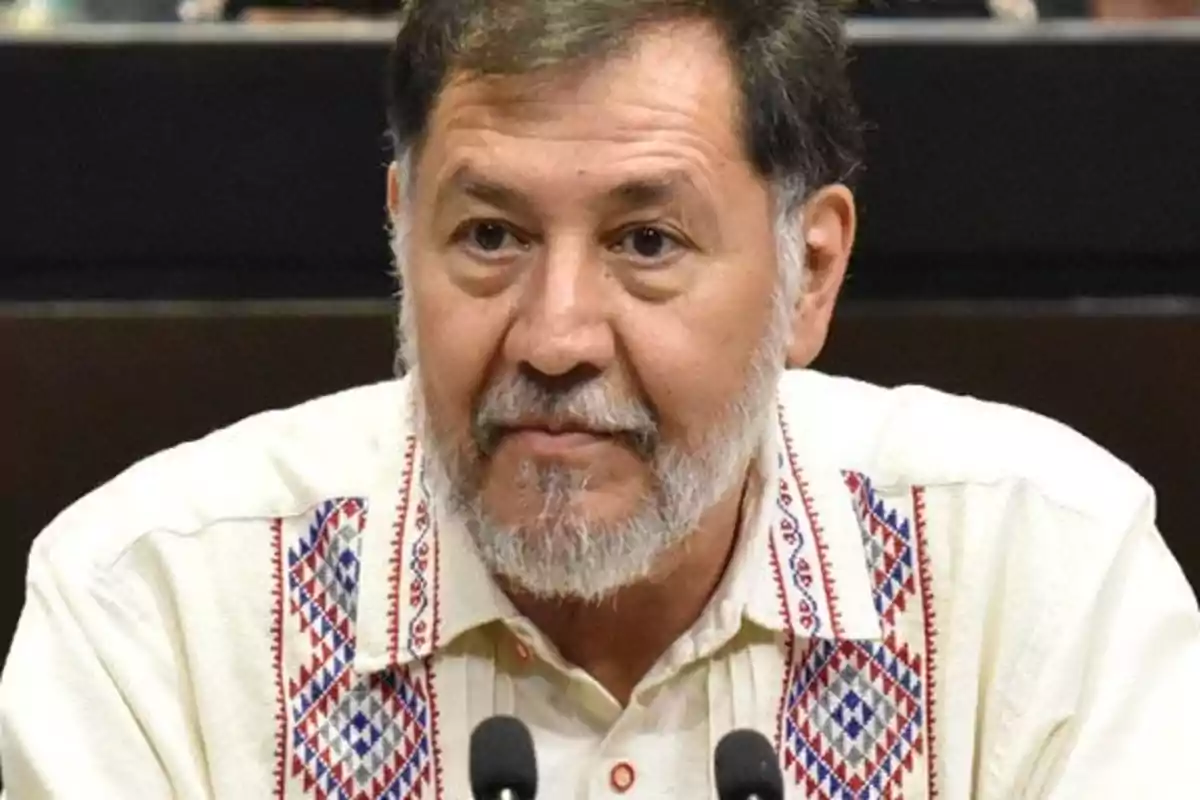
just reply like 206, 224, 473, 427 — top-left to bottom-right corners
4, 0, 1199, 26
0, 0, 1197, 707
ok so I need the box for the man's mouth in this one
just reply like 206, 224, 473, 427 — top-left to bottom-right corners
501, 426, 615, 459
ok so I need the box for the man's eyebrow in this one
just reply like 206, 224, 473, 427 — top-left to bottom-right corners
605, 170, 707, 210
434, 165, 534, 217
432, 165, 709, 216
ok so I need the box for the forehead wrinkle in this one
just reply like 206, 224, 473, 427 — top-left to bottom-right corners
440, 91, 743, 157
428, 112, 735, 208
432, 149, 727, 226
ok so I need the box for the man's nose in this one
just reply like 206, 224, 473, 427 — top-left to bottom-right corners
503, 237, 616, 378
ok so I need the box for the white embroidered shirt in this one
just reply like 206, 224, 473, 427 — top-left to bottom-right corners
1, 370, 1197, 799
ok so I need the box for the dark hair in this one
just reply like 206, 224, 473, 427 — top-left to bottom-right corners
386, 0, 863, 197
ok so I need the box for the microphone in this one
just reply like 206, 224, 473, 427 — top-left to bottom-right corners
714, 729, 784, 800
468, 715, 538, 800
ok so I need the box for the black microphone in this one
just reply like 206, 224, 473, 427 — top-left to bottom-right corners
714, 729, 784, 800
468, 715, 538, 800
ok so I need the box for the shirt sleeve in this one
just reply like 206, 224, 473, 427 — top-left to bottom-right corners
994, 505, 1200, 797
0, 544, 202, 798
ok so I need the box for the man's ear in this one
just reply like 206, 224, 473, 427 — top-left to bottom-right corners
386, 161, 403, 219
785, 184, 856, 369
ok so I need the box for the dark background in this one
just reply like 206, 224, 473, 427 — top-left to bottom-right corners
2, 24, 1198, 669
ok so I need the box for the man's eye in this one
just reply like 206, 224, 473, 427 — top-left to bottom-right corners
468, 222, 514, 252
614, 227, 679, 261
458, 221, 524, 255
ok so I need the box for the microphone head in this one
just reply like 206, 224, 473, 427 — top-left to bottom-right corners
714, 729, 784, 800
469, 715, 538, 800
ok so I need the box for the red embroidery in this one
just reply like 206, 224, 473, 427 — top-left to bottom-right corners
778, 406, 844, 637
270, 517, 286, 800
914, 486, 940, 799
386, 435, 419, 666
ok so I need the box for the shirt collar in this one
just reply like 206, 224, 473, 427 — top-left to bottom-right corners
354, 379, 882, 674
354, 427, 517, 674
734, 404, 883, 641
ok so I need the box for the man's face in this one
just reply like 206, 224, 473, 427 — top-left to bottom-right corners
397, 21, 795, 600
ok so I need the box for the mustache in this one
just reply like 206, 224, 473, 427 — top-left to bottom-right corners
472, 372, 659, 458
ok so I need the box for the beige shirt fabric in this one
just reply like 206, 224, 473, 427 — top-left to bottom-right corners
1, 370, 1197, 799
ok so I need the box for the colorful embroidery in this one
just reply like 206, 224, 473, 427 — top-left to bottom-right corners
781, 635, 926, 798
772, 408, 841, 638
275, 498, 440, 799
772, 410, 849, 642
776, 472, 937, 799
774, 450, 824, 636
850, 474, 916, 626
403, 468, 437, 659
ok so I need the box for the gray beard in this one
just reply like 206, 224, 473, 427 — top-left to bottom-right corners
413, 326, 786, 603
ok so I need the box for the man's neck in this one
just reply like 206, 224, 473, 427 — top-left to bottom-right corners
505, 476, 753, 706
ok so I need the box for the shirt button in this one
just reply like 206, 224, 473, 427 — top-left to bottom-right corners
609, 761, 636, 794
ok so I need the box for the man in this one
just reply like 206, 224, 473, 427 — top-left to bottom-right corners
2, 1, 1198, 797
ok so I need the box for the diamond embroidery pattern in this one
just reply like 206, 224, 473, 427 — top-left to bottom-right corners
283, 499, 437, 799
779, 472, 931, 800
851, 477, 918, 626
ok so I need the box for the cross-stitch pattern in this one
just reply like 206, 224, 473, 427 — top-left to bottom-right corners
278, 499, 440, 799
777, 471, 936, 800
